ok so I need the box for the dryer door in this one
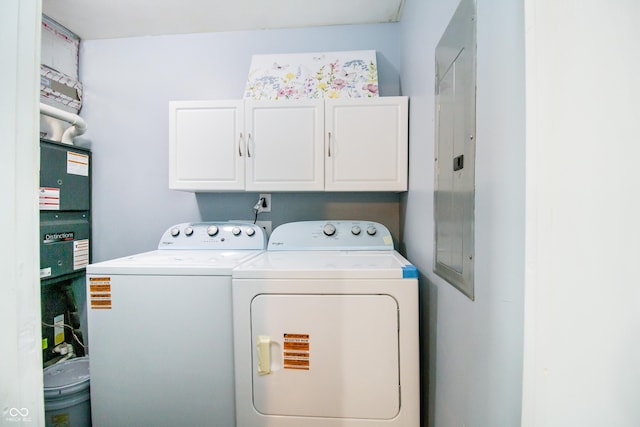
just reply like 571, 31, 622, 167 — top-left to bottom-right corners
250, 294, 400, 420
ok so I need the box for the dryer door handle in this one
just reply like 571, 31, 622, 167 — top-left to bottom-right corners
256, 335, 272, 375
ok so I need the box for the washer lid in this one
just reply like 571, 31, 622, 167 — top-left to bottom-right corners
87, 249, 264, 275
232, 250, 418, 279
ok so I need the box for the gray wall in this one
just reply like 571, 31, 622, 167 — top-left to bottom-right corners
77, 24, 404, 262
78, 4, 528, 426
399, 0, 526, 426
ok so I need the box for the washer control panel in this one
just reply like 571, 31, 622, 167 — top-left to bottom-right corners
268, 221, 394, 251
158, 222, 266, 250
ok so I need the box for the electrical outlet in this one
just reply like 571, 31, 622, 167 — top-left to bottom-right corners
259, 193, 271, 212
255, 221, 272, 235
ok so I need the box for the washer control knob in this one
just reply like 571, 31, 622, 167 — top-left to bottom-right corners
170, 227, 180, 237
184, 226, 194, 236
207, 225, 219, 236
232, 226, 242, 236
246, 227, 256, 237
366, 226, 377, 236
323, 223, 336, 236
351, 226, 362, 235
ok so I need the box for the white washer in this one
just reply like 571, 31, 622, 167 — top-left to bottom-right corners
86, 222, 266, 427
232, 220, 420, 427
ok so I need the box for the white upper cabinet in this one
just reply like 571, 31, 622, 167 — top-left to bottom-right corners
245, 100, 324, 191
169, 100, 245, 191
169, 97, 408, 192
325, 97, 408, 191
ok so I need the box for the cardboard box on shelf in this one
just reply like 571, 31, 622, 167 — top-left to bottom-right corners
41, 15, 80, 80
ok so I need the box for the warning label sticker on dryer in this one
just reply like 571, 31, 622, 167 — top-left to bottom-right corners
89, 277, 112, 309
283, 333, 310, 370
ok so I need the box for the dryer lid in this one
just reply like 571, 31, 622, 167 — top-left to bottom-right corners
232, 250, 417, 279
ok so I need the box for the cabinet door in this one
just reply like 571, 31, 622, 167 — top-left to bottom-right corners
325, 97, 408, 191
169, 100, 244, 191
245, 100, 324, 191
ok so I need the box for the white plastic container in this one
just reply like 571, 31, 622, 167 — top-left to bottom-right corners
43, 357, 91, 427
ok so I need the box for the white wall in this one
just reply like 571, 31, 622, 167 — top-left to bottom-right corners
522, 1, 640, 425
1, 0, 44, 425
77, 24, 405, 262
400, 0, 526, 426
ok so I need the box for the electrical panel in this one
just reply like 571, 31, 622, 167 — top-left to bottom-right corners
434, 0, 476, 300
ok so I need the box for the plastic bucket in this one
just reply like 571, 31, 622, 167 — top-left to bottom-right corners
43, 357, 91, 427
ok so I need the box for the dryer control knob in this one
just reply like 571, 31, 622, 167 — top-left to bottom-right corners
232, 226, 242, 236
184, 226, 194, 236
245, 227, 256, 236
351, 226, 362, 235
207, 225, 219, 236
366, 226, 377, 236
323, 223, 336, 236
170, 227, 180, 237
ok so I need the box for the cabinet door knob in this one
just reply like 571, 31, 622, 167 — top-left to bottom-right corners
247, 133, 253, 158
328, 131, 332, 157
238, 132, 244, 157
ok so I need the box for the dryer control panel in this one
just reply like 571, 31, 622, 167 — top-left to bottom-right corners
158, 222, 266, 250
268, 220, 394, 251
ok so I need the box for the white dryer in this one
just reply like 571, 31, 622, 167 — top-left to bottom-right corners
86, 222, 266, 427
232, 220, 420, 427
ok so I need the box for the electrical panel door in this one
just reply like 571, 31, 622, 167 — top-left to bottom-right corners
434, 0, 476, 299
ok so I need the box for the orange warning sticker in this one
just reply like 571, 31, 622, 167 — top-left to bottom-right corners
89, 277, 112, 309
283, 333, 310, 370
89, 277, 111, 292
90, 300, 112, 309
90, 293, 111, 299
